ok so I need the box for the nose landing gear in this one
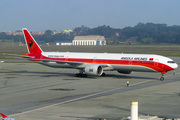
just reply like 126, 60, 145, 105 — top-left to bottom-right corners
160, 76, 164, 81
160, 71, 166, 81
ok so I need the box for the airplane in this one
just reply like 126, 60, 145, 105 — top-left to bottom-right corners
22, 28, 178, 81
0, 113, 15, 120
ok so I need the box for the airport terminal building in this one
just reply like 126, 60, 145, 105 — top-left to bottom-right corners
73, 35, 106, 45
55, 41, 72, 45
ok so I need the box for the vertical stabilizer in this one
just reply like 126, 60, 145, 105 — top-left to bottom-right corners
22, 28, 43, 55
0, 113, 15, 120
0, 113, 8, 118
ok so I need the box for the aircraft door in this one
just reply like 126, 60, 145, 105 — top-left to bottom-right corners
129, 60, 132, 65
154, 59, 159, 66
93, 57, 96, 63
40, 54, 43, 59
65, 56, 68, 61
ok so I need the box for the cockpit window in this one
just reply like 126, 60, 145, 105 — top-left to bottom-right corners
167, 61, 175, 63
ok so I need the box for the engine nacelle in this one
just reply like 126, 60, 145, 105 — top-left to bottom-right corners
85, 64, 103, 76
117, 70, 133, 74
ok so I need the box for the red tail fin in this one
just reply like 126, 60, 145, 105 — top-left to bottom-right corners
22, 28, 43, 55
0, 113, 8, 118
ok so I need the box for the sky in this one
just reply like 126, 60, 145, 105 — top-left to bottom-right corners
1, 0, 180, 31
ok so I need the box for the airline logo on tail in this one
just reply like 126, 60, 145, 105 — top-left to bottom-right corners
28, 40, 35, 49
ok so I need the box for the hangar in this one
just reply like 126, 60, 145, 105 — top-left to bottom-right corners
73, 35, 106, 45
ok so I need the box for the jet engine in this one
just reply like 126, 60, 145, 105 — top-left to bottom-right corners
117, 70, 133, 74
85, 64, 103, 76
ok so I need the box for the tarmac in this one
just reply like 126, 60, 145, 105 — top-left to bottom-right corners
0, 57, 180, 120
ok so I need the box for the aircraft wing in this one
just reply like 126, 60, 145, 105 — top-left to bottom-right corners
31, 58, 111, 69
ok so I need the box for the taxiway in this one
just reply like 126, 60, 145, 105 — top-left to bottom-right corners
0, 58, 180, 120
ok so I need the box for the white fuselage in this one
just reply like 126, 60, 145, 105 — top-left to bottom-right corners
30, 51, 178, 73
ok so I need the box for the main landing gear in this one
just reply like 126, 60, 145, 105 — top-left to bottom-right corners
75, 73, 87, 77
75, 72, 106, 77
75, 69, 87, 77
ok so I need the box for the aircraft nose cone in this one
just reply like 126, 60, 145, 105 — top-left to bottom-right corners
174, 63, 178, 69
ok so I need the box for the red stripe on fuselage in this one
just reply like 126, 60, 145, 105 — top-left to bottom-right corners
37, 56, 174, 72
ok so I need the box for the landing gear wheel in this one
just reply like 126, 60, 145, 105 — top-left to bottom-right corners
75, 73, 79, 77
75, 73, 87, 77
82, 74, 87, 77
160, 77, 164, 81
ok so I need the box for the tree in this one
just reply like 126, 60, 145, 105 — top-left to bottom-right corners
141, 38, 153, 44
45, 30, 53, 36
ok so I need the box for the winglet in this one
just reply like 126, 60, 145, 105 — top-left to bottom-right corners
22, 28, 43, 55
0, 113, 8, 118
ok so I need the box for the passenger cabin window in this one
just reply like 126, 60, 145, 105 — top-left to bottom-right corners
167, 61, 175, 63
